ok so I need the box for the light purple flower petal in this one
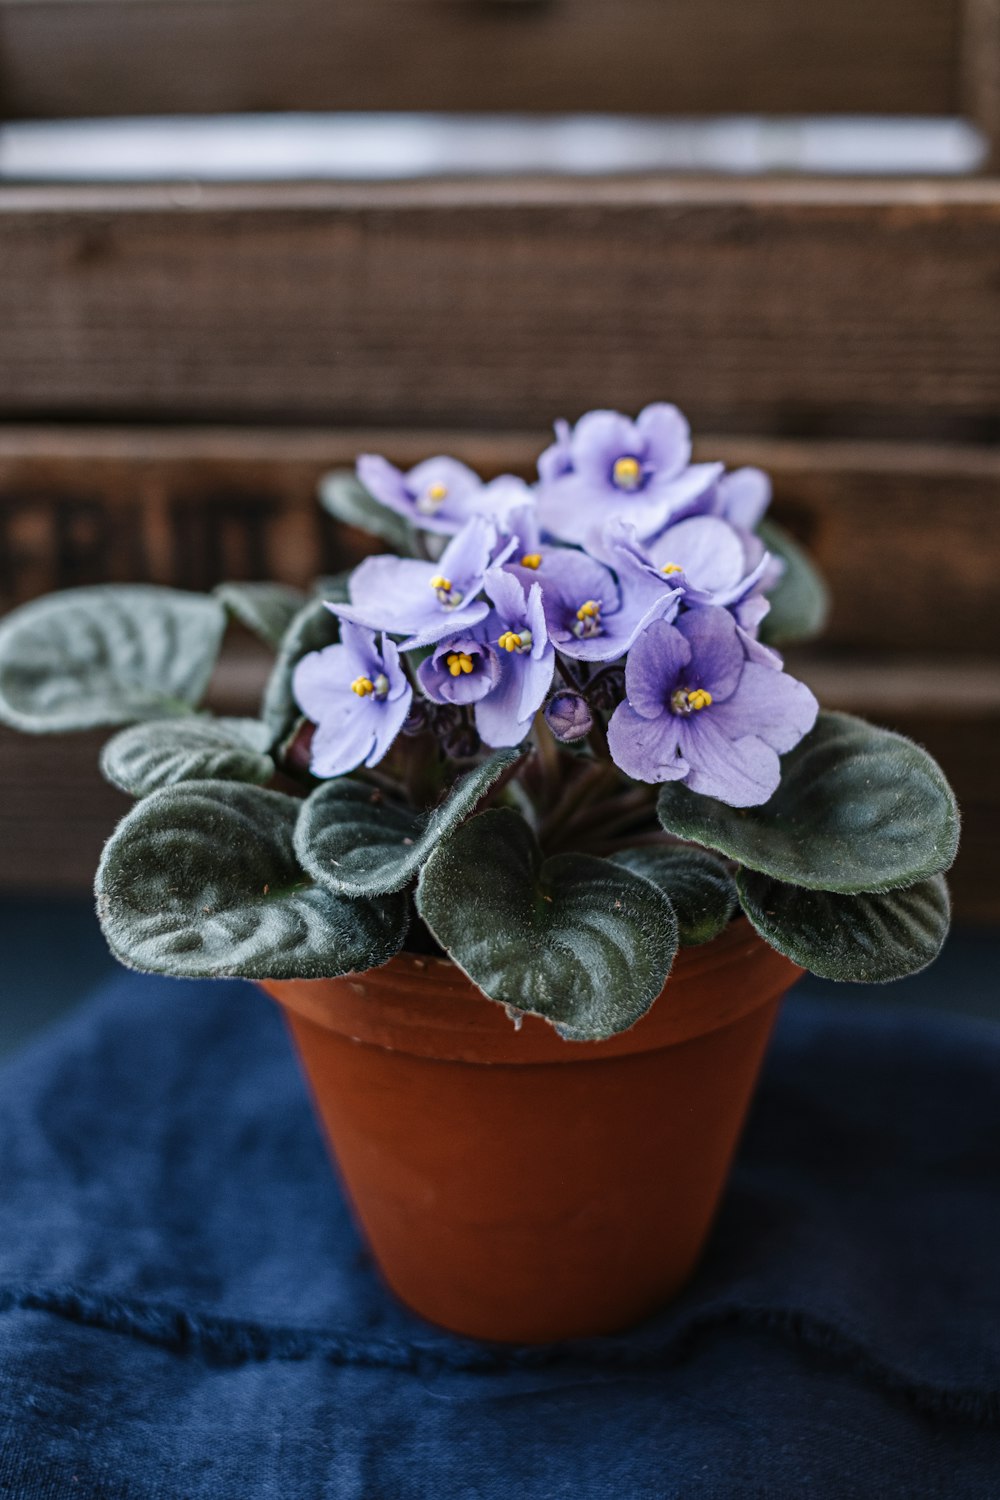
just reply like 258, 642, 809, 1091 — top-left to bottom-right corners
367, 684, 416, 764
630, 463, 725, 540
675, 607, 744, 702
292, 644, 355, 723
473, 575, 555, 745
474, 645, 553, 748
333, 518, 498, 649
295, 629, 413, 779
607, 701, 690, 784
418, 634, 500, 706
622, 618, 692, 720
309, 703, 386, 780
357, 454, 484, 536
707, 661, 818, 754
649, 516, 746, 595
438, 515, 498, 585
647, 514, 771, 608
676, 713, 781, 807
472, 475, 536, 528
537, 418, 573, 483
716, 467, 772, 531
502, 502, 543, 556
570, 410, 643, 485
635, 403, 691, 478
356, 454, 413, 519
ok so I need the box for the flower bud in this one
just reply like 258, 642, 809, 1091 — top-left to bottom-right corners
544, 691, 593, 744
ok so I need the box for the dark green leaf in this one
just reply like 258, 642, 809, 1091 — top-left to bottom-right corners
758, 519, 830, 646
310, 571, 353, 601
319, 469, 413, 551
611, 844, 737, 946
737, 867, 950, 983
215, 582, 306, 648
416, 807, 678, 1041
0, 585, 225, 733
261, 596, 341, 742
101, 717, 274, 797
96, 781, 408, 979
658, 711, 960, 894
296, 748, 524, 896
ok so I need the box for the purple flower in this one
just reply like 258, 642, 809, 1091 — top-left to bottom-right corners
417, 632, 500, 707
607, 607, 818, 804
358, 454, 534, 537
505, 545, 680, 663
712, 466, 772, 531
605, 514, 771, 612
537, 418, 573, 483
544, 691, 593, 743
474, 568, 554, 747
292, 622, 412, 779
332, 517, 515, 650
534, 404, 722, 548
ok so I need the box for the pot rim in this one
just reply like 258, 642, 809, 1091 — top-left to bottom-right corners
260, 917, 803, 1066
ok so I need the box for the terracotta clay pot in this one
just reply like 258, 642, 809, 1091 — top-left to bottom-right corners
260, 919, 802, 1344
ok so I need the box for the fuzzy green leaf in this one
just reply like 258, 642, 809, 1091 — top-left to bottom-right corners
319, 469, 413, 551
96, 780, 408, 979
416, 807, 678, 1041
296, 748, 524, 896
100, 717, 274, 797
610, 844, 737, 947
261, 595, 342, 742
215, 582, 307, 648
658, 711, 959, 894
758, 520, 830, 646
0, 585, 226, 733
737, 867, 950, 982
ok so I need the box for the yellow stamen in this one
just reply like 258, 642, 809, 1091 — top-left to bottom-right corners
446, 651, 474, 677
661, 562, 683, 575
351, 676, 375, 697
430, 574, 451, 592
498, 630, 521, 653
576, 599, 601, 621
688, 689, 713, 711
427, 482, 448, 501
613, 455, 643, 490
520, 553, 542, 570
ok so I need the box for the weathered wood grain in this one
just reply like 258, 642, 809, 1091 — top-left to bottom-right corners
0, 181, 999, 438
0, 425, 998, 655
961, 0, 1000, 166
0, 0, 961, 121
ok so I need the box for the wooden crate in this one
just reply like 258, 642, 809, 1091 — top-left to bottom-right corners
0, 0, 997, 911
1, 180, 999, 440
0, 0, 969, 121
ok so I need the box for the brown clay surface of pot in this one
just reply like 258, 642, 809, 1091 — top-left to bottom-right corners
260, 919, 802, 1344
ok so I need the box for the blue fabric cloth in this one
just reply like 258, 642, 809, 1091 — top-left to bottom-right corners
0, 972, 998, 1498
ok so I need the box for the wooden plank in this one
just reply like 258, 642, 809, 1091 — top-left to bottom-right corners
3, 650, 997, 919
0, 425, 999, 655
961, 0, 1000, 166
0, 181, 998, 440
0, 0, 960, 122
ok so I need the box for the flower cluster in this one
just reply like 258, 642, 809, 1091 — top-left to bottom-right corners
295, 404, 819, 807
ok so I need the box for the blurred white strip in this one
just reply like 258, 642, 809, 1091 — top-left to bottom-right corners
0, 114, 986, 181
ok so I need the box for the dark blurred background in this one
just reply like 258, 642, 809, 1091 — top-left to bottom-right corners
1, 0, 998, 1045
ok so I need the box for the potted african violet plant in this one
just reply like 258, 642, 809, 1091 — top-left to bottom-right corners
0, 403, 959, 1344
